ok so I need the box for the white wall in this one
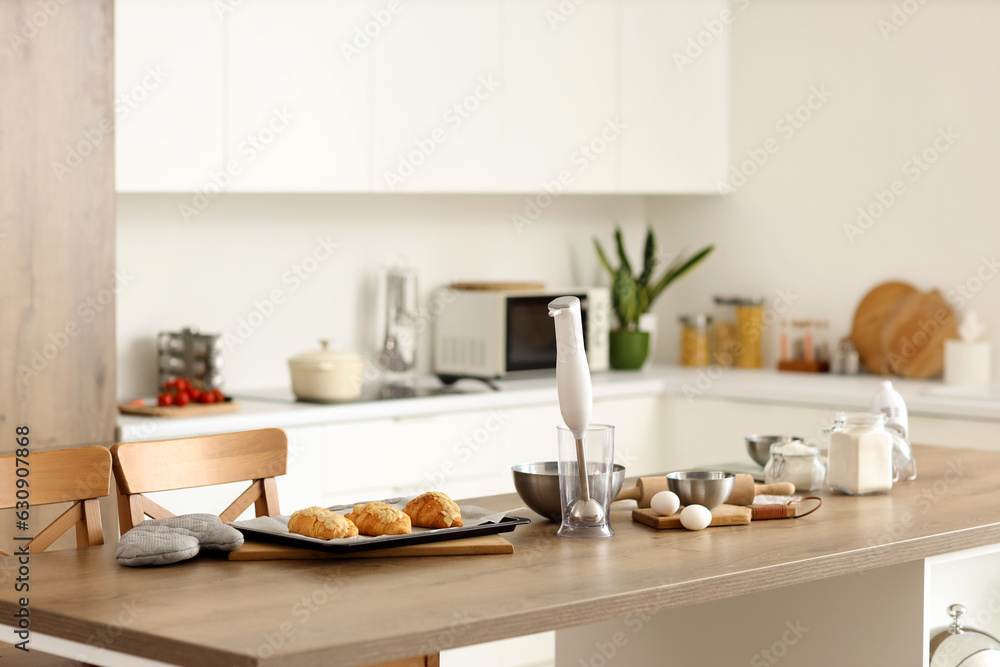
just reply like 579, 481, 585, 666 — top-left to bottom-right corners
116, 194, 649, 398
648, 0, 1000, 376
117, 0, 1000, 398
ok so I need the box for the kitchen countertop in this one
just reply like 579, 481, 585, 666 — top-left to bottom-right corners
117, 365, 1000, 442
4, 445, 999, 667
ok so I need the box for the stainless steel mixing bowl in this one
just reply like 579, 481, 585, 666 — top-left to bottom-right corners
511, 462, 626, 522
745, 435, 805, 467
666, 471, 736, 509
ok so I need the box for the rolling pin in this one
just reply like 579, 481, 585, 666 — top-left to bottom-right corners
727, 475, 795, 506
615, 474, 795, 508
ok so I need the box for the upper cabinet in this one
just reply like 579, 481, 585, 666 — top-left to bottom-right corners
371, 1, 503, 192
226, 0, 371, 192
502, 0, 618, 192
115, 0, 225, 192
620, 0, 730, 193
116, 0, 729, 194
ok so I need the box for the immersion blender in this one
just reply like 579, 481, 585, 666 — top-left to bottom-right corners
548, 296, 603, 524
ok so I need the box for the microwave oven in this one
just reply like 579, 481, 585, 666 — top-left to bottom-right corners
433, 287, 610, 381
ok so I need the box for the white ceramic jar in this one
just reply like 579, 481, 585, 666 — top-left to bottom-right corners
826, 412, 894, 495
288, 340, 365, 402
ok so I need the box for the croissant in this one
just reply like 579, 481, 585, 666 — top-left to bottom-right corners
287, 506, 358, 540
404, 492, 463, 529
344, 502, 411, 536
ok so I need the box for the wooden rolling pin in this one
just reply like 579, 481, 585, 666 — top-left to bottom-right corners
615, 474, 795, 508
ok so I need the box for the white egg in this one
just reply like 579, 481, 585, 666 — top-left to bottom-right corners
650, 491, 680, 516
680, 504, 712, 531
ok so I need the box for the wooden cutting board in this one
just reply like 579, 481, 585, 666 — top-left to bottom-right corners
850, 281, 918, 374
879, 289, 958, 379
227, 534, 514, 560
118, 400, 241, 418
632, 504, 752, 530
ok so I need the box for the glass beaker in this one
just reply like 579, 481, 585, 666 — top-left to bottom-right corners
557, 424, 615, 539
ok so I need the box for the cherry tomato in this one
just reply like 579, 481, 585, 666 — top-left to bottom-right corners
175, 378, 189, 392
212, 389, 225, 402
175, 391, 191, 406
201, 392, 216, 404
163, 379, 176, 391
157, 393, 174, 407
190, 388, 203, 401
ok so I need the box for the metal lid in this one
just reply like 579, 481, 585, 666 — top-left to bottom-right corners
735, 295, 765, 306
713, 296, 739, 306
678, 314, 712, 327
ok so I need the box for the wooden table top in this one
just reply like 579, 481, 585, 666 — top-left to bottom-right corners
2, 445, 999, 667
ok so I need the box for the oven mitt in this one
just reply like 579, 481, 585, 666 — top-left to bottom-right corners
116, 513, 244, 567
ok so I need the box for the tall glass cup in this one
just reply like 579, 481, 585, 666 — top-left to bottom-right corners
557, 424, 615, 539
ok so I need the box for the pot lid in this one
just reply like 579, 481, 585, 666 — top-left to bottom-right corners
289, 340, 363, 367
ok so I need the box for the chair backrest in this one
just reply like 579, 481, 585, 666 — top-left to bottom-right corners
110, 428, 288, 535
0, 446, 112, 554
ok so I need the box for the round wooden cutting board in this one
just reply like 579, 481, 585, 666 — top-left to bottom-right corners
879, 289, 958, 379
850, 281, 918, 374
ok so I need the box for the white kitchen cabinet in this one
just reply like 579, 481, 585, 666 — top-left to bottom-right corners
226, 0, 370, 191
116, 0, 729, 194
371, 0, 502, 192
619, 0, 730, 192
320, 409, 507, 504
115, 0, 225, 192
501, 0, 619, 192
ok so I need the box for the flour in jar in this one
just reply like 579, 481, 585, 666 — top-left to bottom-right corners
827, 414, 893, 495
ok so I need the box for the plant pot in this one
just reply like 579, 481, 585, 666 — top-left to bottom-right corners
609, 330, 650, 370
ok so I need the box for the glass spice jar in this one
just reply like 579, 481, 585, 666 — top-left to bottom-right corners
735, 296, 764, 368
713, 296, 740, 367
679, 314, 712, 367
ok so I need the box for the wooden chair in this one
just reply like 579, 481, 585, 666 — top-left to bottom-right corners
0, 445, 111, 666
0, 445, 111, 553
111, 428, 287, 534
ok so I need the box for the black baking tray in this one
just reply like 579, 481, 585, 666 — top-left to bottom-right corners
231, 515, 531, 554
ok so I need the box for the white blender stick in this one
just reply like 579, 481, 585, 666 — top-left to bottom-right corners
548, 297, 593, 434
549, 296, 602, 523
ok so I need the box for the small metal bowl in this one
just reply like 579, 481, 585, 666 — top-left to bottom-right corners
511, 462, 626, 522
745, 435, 805, 467
666, 471, 735, 510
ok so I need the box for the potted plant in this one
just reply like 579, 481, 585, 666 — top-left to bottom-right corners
594, 226, 714, 370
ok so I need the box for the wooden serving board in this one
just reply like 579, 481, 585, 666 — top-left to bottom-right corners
632, 504, 752, 530
850, 281, 917, 374
118, 400, 242, 418
227, 534, 514, 560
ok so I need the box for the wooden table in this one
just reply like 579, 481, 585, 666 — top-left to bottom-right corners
1, 445, 999, 667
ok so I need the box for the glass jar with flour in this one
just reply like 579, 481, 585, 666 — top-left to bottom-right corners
764, 440, 825, 492
826, 412, 897, 495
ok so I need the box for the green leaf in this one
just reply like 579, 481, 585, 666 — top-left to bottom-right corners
648, 245, 714, 303
611, 268, 639, 330
638, 228, 656, 287
614, 226, 632, 276
593, 238, 615, 277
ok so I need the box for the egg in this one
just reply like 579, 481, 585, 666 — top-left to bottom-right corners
650, 491, 680, 517
680, 504, 712, 531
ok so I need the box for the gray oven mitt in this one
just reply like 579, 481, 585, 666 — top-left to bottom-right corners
116, 513, 244, 567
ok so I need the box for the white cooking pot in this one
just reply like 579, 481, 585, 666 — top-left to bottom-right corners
288, 340, 365, 402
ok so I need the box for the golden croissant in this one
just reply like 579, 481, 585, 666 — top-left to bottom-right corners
287, 506, 358, 540
404, 492, 463, 529
344, 502, 411, 536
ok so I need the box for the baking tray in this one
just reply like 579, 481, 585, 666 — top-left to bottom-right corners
231, 511, 530, 555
